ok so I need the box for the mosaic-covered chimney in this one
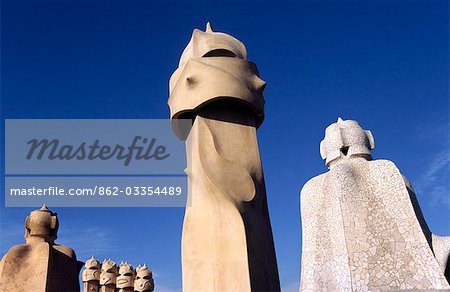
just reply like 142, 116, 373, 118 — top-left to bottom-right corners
299, 118, 450, 291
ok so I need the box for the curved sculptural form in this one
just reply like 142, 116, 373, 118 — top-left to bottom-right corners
134, 264, 154, 292
0, 205, 82, 292
82, 256, 101, 292
81, 258, 154, 292
169, 23, 280, 291
100, 259, 118, 292
299, 118, 450, 291
117, 262, 135, 292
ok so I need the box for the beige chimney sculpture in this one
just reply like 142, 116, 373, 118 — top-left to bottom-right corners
82, 258, 154, 292
117, 262, 135, 292
0, 205, 82, 291
134, 264, 154, 292
168, 23, 280, 291
82, 256, 101, 292
100, 259, 118, 292
299, 118, 450, 291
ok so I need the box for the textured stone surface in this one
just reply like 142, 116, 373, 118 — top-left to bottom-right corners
82, 256, 101, 292
99, 259, 118, 292
168, 22, 266, 140
169, 23, 280, 291
117, 262, 135, 292
432, 234, 450, 283
0, 205, 82, 292
82, 258, 154, 292
300, 119, 450, 291
134, 264, 154, 292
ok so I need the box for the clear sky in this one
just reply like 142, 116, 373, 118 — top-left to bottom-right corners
1, 0, 449, 291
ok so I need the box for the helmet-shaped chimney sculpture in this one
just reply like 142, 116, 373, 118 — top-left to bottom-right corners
0, 205, 82, 292
320, 117, 375, 167
82, 256, 101, 292
82, 256, 101, 282
25, 204, 59, 244
116, 262, 135, 291
100, 259, 118, 291
300, 119, 450, 291
169, 23, 266, 139
134, 264, 154, 292
168, 23, 280, 291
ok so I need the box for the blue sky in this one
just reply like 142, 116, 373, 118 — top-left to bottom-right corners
1, 0, 449, 291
